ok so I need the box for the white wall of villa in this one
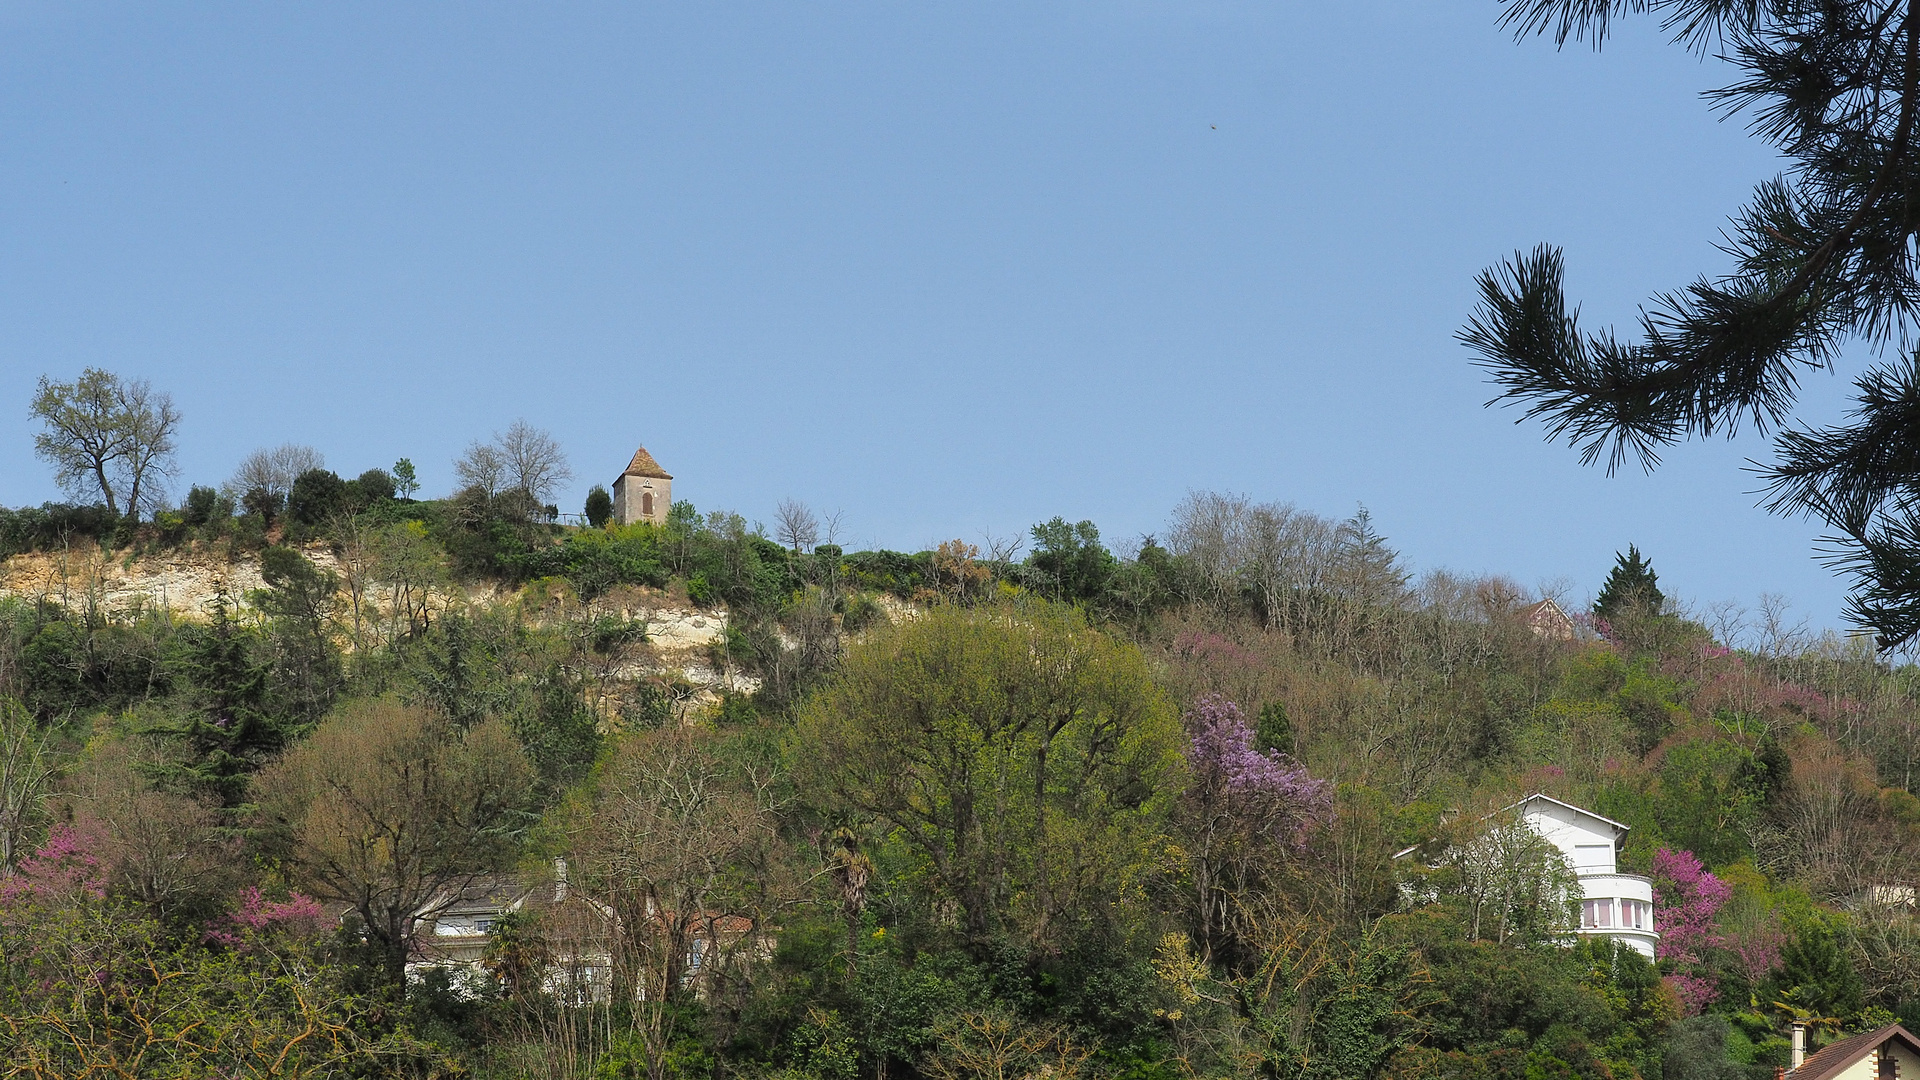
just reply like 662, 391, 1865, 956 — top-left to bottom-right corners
1517, 794, 1659, 958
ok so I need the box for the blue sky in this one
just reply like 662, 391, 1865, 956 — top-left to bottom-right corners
0, 2, 1866, 631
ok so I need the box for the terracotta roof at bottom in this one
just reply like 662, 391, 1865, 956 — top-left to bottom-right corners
1790, 1023, 1920, 1080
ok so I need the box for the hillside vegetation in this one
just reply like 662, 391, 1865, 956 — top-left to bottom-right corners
6, 464, 1920, 1080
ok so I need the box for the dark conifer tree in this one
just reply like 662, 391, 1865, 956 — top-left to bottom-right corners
151, 593, 276, 807
1593, 545, 1664, 622
1335, 506, 1408, 605
584, 484, 613, 529
1255, 700, 1295, 756
255, 546, 344, 730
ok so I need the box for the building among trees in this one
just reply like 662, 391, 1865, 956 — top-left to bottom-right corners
1516, 794, 1658, 959
1398, 793, 1659, 958
1784, 1021, 1920, 1079
612, 446, 672, 526
1519, 597, 1575, 641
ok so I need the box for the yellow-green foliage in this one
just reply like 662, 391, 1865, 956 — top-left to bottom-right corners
792, 599, 1185, 945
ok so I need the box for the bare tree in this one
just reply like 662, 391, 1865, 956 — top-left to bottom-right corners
774, 498, 820, 552
498, 419, 572, 503
228, 443, 325, 502
1170, 490, 1252, 605
923, 1012, 1092, 1080
375, 522, 446, 642
1707, 599, 1751, 651
253, 700, 536, 984
454, 440, 507, 498
62, 738, 234, 922
571, 726, 782, 1080
982, 529, 1026, 564
30, 368, 181, 518
117, 379, 182, 517
0, 699, 54, 877
455, 421, 571, 510
1757, 593, 1813, 659
1169, 491, 1350, 632
1241, 503, 1337, 632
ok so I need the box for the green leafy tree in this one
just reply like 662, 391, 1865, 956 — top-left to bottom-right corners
351, 467, 396, 506
0, 887, 448, 1078
793, 600, 1184, 947
1460, 2, 1920, 647
392, 457, 419, 501
1255, 700, 1294, 756
1026, 518, 1114, 603
287, 468, 348, 529
1660, 1015, 1749, 1080
406, 612, 507, 730
28, 368, 180, 520
510, 666, 602, 798
1772, 910, 1865, 1023
180, 485, 221, 528
1593, 545, 1664, 622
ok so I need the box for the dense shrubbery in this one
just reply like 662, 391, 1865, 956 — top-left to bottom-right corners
0, 502, 120, 556
10, 487, 1920, 1079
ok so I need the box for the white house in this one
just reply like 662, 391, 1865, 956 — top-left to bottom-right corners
1513, 793, 1658, 958
406, 860, 767, 1004
407, 862, 618, 1002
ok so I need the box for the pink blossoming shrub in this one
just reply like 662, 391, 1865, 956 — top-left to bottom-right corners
1, 821, 108, 904
1728, 919, 1785, 986
204, 887, 331, 949
1651, 846, 1732, 1013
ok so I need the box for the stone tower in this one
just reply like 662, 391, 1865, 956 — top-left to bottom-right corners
611, 446, 673, 526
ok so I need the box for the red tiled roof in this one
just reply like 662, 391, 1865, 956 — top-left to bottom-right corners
1790, 1023, 1920, 1080
621, 447, 672, 480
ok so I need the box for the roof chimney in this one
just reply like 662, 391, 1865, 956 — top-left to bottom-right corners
1790, 1021, 1807, 1072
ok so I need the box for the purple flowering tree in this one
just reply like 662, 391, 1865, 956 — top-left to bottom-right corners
1652, 846, 1733, 1013
1180, 694, 1332, 963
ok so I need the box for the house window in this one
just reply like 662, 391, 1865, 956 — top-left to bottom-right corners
642, 491, 654, 517
1879, 1049, 1895, 1079
1573, 843, 1614, 871
476, 919, 495, 934
1620, 900, 1651, 930
1582, 899, 1613, 928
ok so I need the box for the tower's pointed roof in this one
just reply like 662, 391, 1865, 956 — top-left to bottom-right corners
620, 446, 672, 480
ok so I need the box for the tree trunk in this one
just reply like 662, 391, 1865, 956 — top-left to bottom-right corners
92, 460, 118, 518
1033, 731, 1050, 930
